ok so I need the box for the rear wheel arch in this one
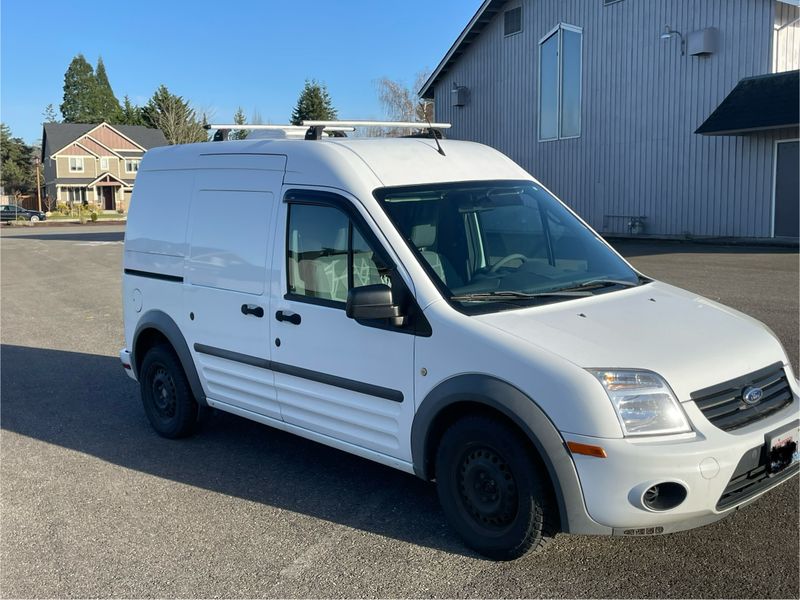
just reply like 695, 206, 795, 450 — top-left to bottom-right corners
131, 310, 207, 406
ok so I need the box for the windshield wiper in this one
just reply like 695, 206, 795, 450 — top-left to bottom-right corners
551, 278, 642, 293
450, 290, 592, 302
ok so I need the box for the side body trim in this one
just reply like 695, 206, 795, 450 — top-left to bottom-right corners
132, 310, 207, 406
411, 374, 611, 535
194, 343, 404, 403
124, 268, 184, 283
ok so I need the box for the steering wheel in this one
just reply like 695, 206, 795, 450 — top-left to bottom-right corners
489, 253, 528, 273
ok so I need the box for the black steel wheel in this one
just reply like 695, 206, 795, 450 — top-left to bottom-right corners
140, 343, 198, 438
435, 415, 557, 560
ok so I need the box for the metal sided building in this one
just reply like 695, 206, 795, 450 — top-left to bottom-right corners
420, 0, 800, 239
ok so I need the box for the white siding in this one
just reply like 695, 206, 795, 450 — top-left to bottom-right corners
432, 0, 797, 238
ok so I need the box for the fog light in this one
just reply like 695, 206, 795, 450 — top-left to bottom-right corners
642, 482, 687, 511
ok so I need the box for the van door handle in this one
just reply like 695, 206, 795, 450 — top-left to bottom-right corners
241, 304, 264, 318
275, 310, 301, 325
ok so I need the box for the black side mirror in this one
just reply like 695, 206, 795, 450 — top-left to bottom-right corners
346, 284, 403, 320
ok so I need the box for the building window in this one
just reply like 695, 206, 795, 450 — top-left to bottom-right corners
65, 187, 87, 205
504, 7, 522, 36
100, 157, 109, 171
125, 159, 140, 173
538, 23, 583, 141
68, 157, 84, 172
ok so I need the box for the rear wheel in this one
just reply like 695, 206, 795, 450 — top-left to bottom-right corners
435, 415, 556, 560
139, 343, 198, 438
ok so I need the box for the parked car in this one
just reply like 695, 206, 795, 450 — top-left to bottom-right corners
0, 204, 46, 223
120, 127, 799, 560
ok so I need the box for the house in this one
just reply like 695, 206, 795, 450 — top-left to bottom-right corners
41, 122, 167, 212
420, 0, 800, 239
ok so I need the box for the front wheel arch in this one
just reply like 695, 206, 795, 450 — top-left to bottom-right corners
411, 374, 606, 535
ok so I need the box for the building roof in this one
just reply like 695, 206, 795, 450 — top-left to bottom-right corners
695, 70, 800, 135
418, 0, 508, 99
41, 122, 167, 161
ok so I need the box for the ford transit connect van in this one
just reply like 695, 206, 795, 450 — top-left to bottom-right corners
121, 125, 799, 560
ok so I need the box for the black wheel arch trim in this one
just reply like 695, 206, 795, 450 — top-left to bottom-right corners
131, 310, 207, 407
411, 374, 611, 535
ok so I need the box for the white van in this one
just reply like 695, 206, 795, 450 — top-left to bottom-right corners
121, 125, 799, 560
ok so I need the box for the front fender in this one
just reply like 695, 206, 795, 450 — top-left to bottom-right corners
411, 374, 610, 535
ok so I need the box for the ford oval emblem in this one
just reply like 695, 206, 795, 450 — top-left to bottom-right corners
742, 386, 763, 406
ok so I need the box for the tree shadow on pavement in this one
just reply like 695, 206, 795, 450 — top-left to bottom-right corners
0, 343, 468, 556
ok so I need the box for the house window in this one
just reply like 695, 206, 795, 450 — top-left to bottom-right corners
125, 159, 140, 173
538, 24, 583, 141
68, 157, 84, 172
504, 7, 522, 36
100, 157, 109, 171
65, 187, 87, 205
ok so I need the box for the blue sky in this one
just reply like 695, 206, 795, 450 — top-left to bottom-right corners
1, 0, 482, 144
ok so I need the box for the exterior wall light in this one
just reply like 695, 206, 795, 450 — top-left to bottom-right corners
660, 25, 685, 56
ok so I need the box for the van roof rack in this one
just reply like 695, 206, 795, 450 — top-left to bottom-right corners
204, 124, 355, 142
205, 120, 452, 142
301, 120, 451, 140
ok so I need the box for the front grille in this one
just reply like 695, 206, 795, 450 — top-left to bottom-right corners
717, 444, 799, 510
692, 363, 793, 432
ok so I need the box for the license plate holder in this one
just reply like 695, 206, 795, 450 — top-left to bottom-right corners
765, 420, 800, 475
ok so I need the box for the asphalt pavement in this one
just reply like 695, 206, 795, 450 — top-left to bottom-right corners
1, 225, 798, 598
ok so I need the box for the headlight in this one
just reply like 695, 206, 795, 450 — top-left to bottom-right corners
587, 369, 691, 436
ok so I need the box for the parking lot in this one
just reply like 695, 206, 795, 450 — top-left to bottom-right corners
1, 225, 798, 598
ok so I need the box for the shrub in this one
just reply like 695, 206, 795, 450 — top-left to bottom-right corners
90, 211, 98, 222
56, 202, 69, 215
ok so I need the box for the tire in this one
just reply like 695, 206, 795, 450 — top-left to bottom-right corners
435, 415, 557, 560
139, 343, 198, 438
29, 215, 39, 223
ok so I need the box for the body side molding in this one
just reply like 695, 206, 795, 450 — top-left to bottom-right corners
132, 310, 207, 406
411, 374, 611, 535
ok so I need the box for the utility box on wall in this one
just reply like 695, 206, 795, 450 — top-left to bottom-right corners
688, 27, 719, 56
451, 85, 468, 107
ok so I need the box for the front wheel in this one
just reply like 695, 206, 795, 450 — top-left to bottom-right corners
435, 415, 557, 560
139, 343, 198, 438
29, 215, 40, 223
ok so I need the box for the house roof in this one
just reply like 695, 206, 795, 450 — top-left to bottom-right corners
41, 122, 167, 161
419, 0, 508, 99
695, 70, 800, 135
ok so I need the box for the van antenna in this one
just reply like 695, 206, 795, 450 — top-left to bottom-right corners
427, 119, 446, 156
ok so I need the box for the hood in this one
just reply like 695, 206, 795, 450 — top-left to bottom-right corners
475, 281, 788, 401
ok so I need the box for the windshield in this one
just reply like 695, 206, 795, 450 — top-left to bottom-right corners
376, 180, 643, 313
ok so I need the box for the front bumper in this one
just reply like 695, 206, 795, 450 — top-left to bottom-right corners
565, 383, 799, 532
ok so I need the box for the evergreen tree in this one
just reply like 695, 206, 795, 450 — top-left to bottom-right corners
0, 123, 37, 195
231, 106, 248, 140
290, 80, 337, 125
120, 95, 145, 126
94, 57, 122, 123
60, 54, 103, 123
142, 85, 207, 145
42, 104, 61, 123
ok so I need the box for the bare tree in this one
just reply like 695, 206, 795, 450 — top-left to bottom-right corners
375, 71, 433, 136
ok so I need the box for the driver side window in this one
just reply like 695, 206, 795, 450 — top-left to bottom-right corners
286, 203, 390, 305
